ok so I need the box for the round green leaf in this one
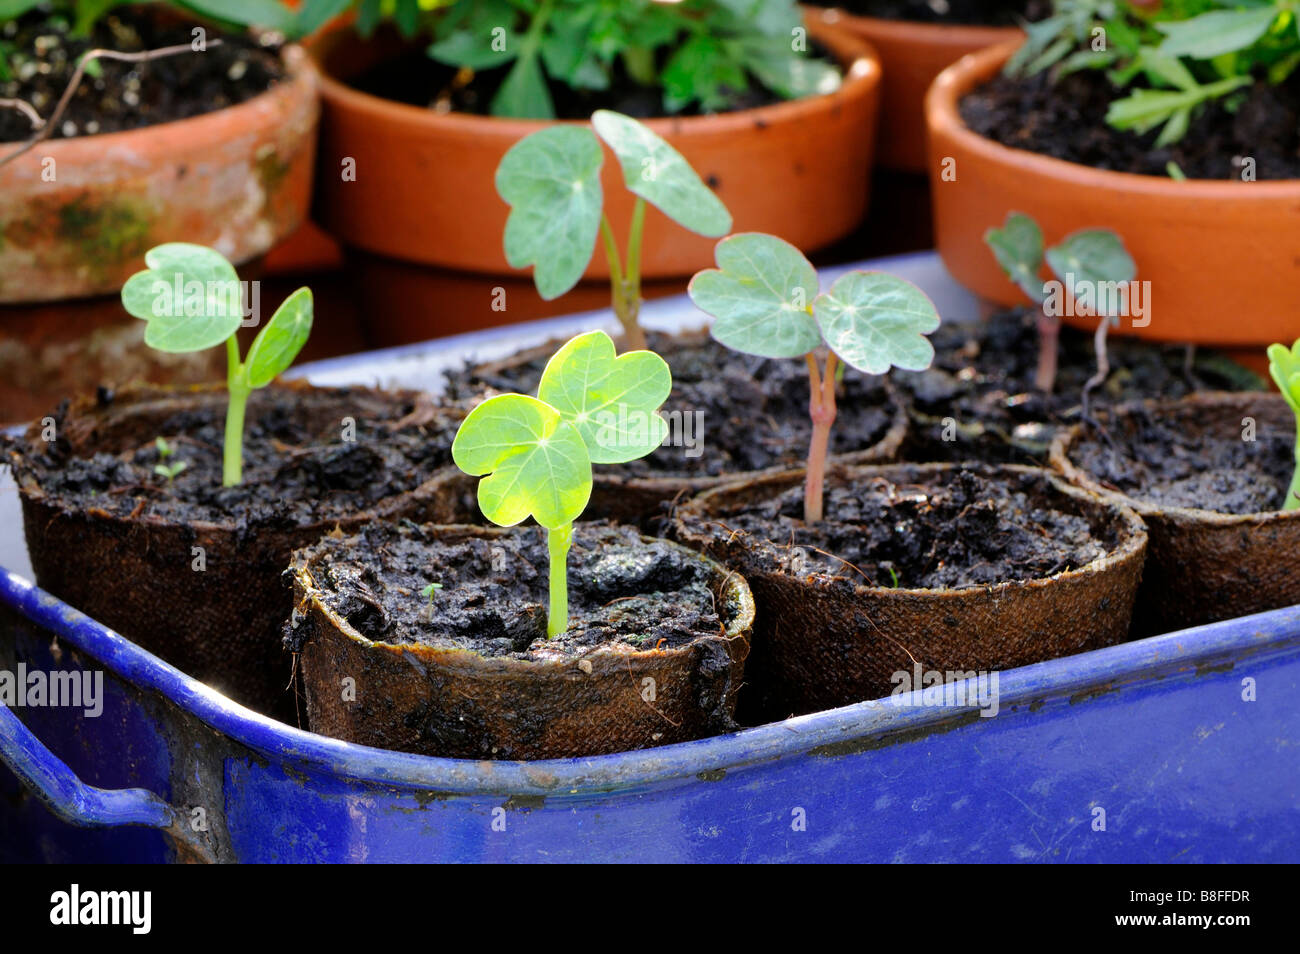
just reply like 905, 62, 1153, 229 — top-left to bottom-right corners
496, 125, 604, 300
1045, 230, 1136, 317
536, 330, 670, 464
451, 393, 593, 529
689, 232, 821, 359
813, 271, 940, 375
244, 287, 313, 389
984, 212, 1045, 302
120, 243, 243, 354
591, 109, 732, 238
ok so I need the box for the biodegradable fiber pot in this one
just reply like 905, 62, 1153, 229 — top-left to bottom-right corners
4, 382, 469, 716
1051, 392, 1300, 634
833, 12, 1018, 172
309, 10, 880, 280
285, 523, 755, 760
446, 329, 909, 528
926, 41, 1300, 347
674, 462, 1147, 720
0, 46, 319, 304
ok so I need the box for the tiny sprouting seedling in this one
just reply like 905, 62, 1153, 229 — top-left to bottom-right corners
153, 437, 187, 482
984, 212, 1135, 415
452, 329, 669, 637
496, 109, 732, 351
1267, 338, 1300, 512
688, 233, 941, 524
121, 243, 313, 487
420, 581, 443, 620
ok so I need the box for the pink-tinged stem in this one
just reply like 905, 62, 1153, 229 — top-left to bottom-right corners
1035, 308, 1060, 393
804, 352, 838, 524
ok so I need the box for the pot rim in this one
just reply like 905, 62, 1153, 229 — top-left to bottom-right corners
288, 523, 756, 672
677, 460, 1148, 599
834, 9, 1023, 46
926, 39, 1300, 193
1049, 391, 1300, 528
308, 9, 881, 139
0, 44, 318, 178
5, 380, 462, 536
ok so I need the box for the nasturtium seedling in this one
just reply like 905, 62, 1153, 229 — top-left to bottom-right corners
497, 109, 731, 350
985, 212, 1135, 414
452, 330, 670, 636
1267, 338, 1300, 512
121, 243, 313, 487
688, 232, 941, 524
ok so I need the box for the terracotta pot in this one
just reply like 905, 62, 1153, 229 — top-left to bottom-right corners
926, 40, 1300, 347
286, 523, 755, 759
1051, 392, 1300, 634
308, 9, 881, 280
674, 462, 1147, 721
455, 329, 910, 529
0, 46, 319, 304
4, 382, 469, 717
834, 12, 1019, 172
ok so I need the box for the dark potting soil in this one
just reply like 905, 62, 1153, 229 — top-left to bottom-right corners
808, 1, 1048, 26
300, 523, 735, 658
1069, 405, 1295, 514
0, 7, 284, 143
895, 309, 1263, 463
694, 465, 1114, 589
960, 67, 1300, 180
443, 332, 895, 479
347, 35, 832, 120
17, 387, 457, 527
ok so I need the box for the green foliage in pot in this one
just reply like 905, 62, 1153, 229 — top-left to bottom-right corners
687, 233, 941, 523
451, 329, 670, 636
120, 243, 313, 487
1007, 0, 1300, 146
1267, 338, 1300, 511
984, 211, 1136, 406
496, 108, 731, 349
302, 0, 841, 118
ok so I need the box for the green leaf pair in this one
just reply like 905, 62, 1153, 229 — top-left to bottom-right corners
1267, 338, 1300, 511
687, 233, 941, 375
497, 110, 732, 300
984, 213, 1136, 313
452, 329, 670, 529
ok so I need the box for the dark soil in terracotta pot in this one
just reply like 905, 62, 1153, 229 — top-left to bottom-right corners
895, 309, 1264, 463
810, 1, 1047, 25
674, 462, 1146, 722
0, 8, 284, 143
4, 382, 469, 718
285, 522, 754, 759
445, 329, 904, 526
960, 68, 1300, 180
1051, 392, 1300, 633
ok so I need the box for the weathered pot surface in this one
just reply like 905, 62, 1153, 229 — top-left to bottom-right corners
1051, 391, 1300, 634
927, 40, 1300, 346
674, 461, 1147, 721
309, 10, 881, 279
0, 45, 319, 303
286, 522, 755, 760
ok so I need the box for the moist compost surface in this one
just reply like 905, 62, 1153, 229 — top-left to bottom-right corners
347, 35, 832, 119
0, 8, 283, 143
302, 523, 732, 658
961, 67, 1300, 180
20, 387, 456, 527
444, 332, 894, 479
894, 309, 1262, 463
696, 465, 1112, 589
809, 1, 1048, 26
1070, 405, 1295, 514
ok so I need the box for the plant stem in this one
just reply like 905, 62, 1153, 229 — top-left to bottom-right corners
546, 523, 573, 637
1035, 308, 1060, 393
1288, 424, 1300, 512
804, 351, 838, 524
223, 336, 249, 487
599, 208, 647, 351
